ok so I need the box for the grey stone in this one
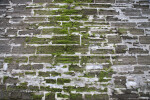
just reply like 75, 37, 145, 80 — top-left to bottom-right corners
122, 8, 141, 16
129, 48, 149, 54
113, 56, 137, 65
111, 22, 137, 28
138, 56, 150, 65
0, 45, 11, 53
95, 0, 115, 3
82, 9, 97, 15
108, 35, 121, 43
33, 0, 52, 3
99, 10, 119, 15
32, 64, 43, 69
115, 45, 127, 53
4, 77, 19, 84
11, 0, 32, 4
139, 36, 150, 44
0, 0, 9, 4
12, 46, 36, 54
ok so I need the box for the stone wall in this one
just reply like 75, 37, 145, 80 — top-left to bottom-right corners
0, 0, 150, 99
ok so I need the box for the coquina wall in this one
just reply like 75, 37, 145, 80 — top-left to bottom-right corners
0, 0, 150, 99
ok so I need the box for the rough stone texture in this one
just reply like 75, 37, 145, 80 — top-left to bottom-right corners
0, 0, 150, 100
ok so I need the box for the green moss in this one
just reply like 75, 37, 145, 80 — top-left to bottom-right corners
69, 64, 84, 72
62, 65, 67, 68
3, 76, 9, 83
53, 9, 80, 15
85, 94, 92, 99
34, 10, 53, 15
55, 56, 79, 63
45, 93, 55, 100
70, 93, 83, 100
28, 23, 39, 29
64, 72, 75, 76
32, 94, 43, 100
57, 93, 69, 98
52, 35, 80, 44
40, 86, 62, 92
45, 79, 56, 84
83, 72, 95, 78
4, 57, 13, 63
26, 37, 51, 44
51, 71, 61, 76
4, 57, 28, 63
49, 15, 70, 21
118, 28, 127, 35
42, 28, 68, 34
39, 21, 60, 27
62, 21, 82, 28
25, 72, 36, 75
37, 46, 65, 54
98, 71, 111, 82
20, 82, 28, 86
57, 78, 71, 85
71, 15, 88, 20
63, 86, 76, 92
76, 86, 96, 92
38, 71, 51, 77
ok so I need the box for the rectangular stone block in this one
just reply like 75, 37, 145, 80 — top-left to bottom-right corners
113, 56, 137, 65
138, 56, 150, 65
99, 10, 119, 15
139, 36, 150, 44
108, 35, 121, 43
129, 28, 144, 35
138, 22, 150, 28
115, 45, 127, 53
129, 48, 149, 54
11, 0, 31, 4
122, 9, 141, 16
0, 45, 11, 53
95, 0, 115, 3
111, 22, 137, 28
29, 56, 53, 63
82, 9, 97, 15
33, 0, 52, 3
12, 46, 36, 54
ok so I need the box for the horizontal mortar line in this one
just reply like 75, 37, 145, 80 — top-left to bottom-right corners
1, 54, 149, 57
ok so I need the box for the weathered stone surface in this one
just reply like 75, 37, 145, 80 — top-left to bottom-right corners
99, 10, 119, 15
138, 56, 150, 65
129, 28, 144, 35
0, 0, 9, 4
4, 77, 19, 84
138, 22, 150, 28
12, 46, 36, 54
32, 64, 43, 69
129, 48, 149, 54
111, 22, 137, 28
122, 8, 141, 16
33, 0, 52, 3
114, 76, 126, 88
11, 0, 32, 4
82, 9, 97, 15
115, 45, 127, 53
113, 56, 137, 65
95, 0, 115, 3
0, 45, 11, 53
108, 35, 121, 43
139, 36, 150, 44
0, 0, 150, 99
